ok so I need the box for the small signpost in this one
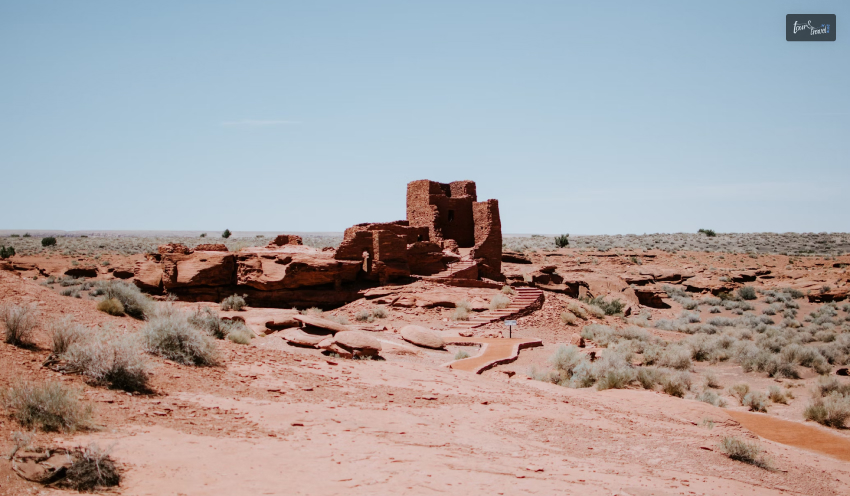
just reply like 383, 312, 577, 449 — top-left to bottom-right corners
504, 320, 517, 338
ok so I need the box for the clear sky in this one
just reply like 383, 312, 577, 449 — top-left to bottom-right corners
1, 1, 848, 234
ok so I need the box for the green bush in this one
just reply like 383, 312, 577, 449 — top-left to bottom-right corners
698, 229, 717, 237
582, 296, 624, 316
0, 245, 15, 259
555, 234, 570, 248
222, 229, 232, 239
41, 236, 57, 247
1, 381, 92, 432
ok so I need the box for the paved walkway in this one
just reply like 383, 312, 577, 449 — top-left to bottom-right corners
445, 337, 543, 374
728, 411, 850, 462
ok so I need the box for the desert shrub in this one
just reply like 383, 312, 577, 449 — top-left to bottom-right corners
48, 317, 87, 354
560, 311, 577, 326
489, 294, 511, 311
637, 367, 665, 389
142, 305, 219, 366
660, 371, 691, 397
768, 386, 788, 404
501, 285, 516, 295
705, 371, 721, 388
96, 280, 152, 319
188, 307, 229, 339
41, 236, 57, 247
583, 296, 624, 316
697, 389, 727, 407
567, 302, 588, 320
222, 229, 232, 239
355, 309, 374, 322
220, 294, 247, 311
372, 307, 388, 319
1, 303, 37, 347
59, 287, 81, 298
580, 323, 614, 346
737, 286, 757, 301
719, 437, 771, 469
57, 443, 121, 491
324, 314, 349, 325
804, 393, 850, 428
301, 307, 323, 317
730, 383, 750, 404
680, 310, 701, 323
227, 324, 254, 345
814, 376, 850, 397
550, 233, 569, 248
452, 301, 471, 321
97, 298, 125, 316
454, 350, 471, 360
596, 365, 636, 390
698, 229, 717, 237
64, 333, 150, 392
658, 345, 692, 370
549, 345, 590, 383
1, 381, 92, 432
743, 391, 769, 412
707, 316, 736, 327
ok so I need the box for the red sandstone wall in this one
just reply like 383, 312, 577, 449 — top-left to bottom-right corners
470, 199, 502, 279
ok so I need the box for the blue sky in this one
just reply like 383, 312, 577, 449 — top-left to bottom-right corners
1, 1, 847, 234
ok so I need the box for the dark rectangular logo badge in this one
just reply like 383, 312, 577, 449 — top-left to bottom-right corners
787, 14, 836, 41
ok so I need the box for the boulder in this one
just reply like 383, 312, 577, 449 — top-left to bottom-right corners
64, 265, 99, 278
133, 259, 163, 292
502, 252, 532, 264
400, 325, 445, 349
684, 277, 736, 295
161, 251, 236, 289
195, 243, 228, 252
282, 328, 327, 347
158, 243, 193, 255
333, 330, 382, 357
293, 314, 351, 334
633, 286, 671, 309
237, 253, 360, 290
269, 234, 303, 246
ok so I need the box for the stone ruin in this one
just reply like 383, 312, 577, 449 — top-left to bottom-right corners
132, 179, 502, 308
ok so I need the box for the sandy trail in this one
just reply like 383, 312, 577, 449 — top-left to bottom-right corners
728, 411, 850, 462
446, 337, 543, 373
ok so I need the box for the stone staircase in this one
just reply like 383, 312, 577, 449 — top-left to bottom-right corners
426, 259, 478, 279
448, 287, 544, 333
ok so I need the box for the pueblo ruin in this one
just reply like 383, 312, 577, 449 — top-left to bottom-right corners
131, 179, 502, 307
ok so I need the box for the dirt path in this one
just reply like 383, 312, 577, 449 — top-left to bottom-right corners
445, 337, 542, 373
728, 411, 850, 462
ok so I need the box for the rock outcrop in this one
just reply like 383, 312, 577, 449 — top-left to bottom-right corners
400, 325, 445, 349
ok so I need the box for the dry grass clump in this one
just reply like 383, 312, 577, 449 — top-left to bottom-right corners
1, 381, 92, 432
743, 391, 769, 412
47, 317, 87, 354
355, 307, 389, 322
96, 280, 152, 319
220, 294, 247, 311
501, 285, 516, 295
566, 302, 588, 320
1, 303, 37, 347
452, 300, 472, 321
55, 443, 121, 491
142, 305, 219, 366
768, 385, 788, 404
804, 377, 850, 428
488, 294, 511, 311
454, 350, 471, 360
96, 297, 125, 316
560, 311, 577, 326
719, 437, 772, 469
63, 331, 151, 392
697, 389, 727, 407
189, 307, 254, 344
